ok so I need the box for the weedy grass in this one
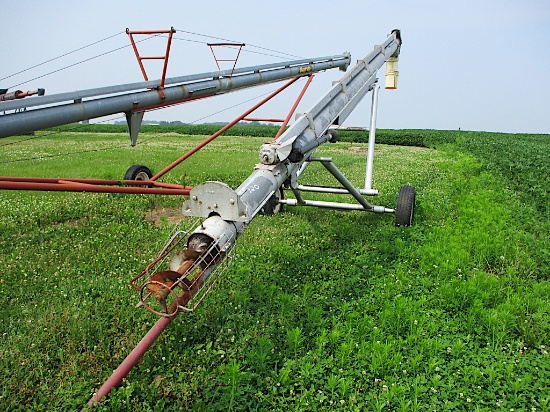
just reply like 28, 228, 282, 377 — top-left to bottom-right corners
0, 130, 548, 411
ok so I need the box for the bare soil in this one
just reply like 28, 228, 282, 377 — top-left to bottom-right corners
144, 207, 183, 226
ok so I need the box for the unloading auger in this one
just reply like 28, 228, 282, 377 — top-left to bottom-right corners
87, 29, 412, 406
0, 53, 351, 143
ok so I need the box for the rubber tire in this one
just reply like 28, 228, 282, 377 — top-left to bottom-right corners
327, 129, 339, 143
124, 164, 152, 181
395, 185, 416, 227
259, 188, 284, 215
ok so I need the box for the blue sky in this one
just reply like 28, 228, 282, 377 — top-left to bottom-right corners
2, 0, 549, 133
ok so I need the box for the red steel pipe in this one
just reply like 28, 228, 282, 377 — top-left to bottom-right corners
275, 74, 315, 140
243, 117, 285, 123
0, 180, 190, 195
86, 269, 209, 407
0, 176, 123, 185
160, 29, 174, 88
86, 315, 173, 407
139, 56, 170, 60
0, 176, 193, 194
151, 181, 189, 189
126, 28, 176, 35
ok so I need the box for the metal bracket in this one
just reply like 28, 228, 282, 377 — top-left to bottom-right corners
126, 110, 144, 146
182, 181, 249, 222
259, 138, 297, 164
305, 112, 318, 137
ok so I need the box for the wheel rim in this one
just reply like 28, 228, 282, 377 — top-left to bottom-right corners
272, 189, 283, 213
135, 171, 150, 181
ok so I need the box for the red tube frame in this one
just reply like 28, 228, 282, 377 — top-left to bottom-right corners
126, 27, 176, 88
207, 43, 245, 77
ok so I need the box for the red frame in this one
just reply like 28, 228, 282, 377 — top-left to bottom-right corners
207, 43, 245, 77
126, 27, 176, 88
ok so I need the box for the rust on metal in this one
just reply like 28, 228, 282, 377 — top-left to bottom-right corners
0, 176, 191, 195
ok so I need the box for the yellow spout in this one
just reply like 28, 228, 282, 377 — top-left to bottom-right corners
385, 57, 399, 89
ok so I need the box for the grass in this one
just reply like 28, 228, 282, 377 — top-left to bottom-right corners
0, 129, 548, 411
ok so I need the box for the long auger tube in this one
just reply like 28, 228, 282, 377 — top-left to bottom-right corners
0, 54, 349, 113
181, 30, 402, 236
0, 53, 350, 139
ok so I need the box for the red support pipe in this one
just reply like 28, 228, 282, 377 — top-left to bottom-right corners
275, 74, 315, 140
0, 180, 190, 195
160, 28, 175, 88
86, 315, 174, 407
150, 76, 301, 182
243, 117, 285, 123
0, 176, 123, 185
86, 269, 210, 407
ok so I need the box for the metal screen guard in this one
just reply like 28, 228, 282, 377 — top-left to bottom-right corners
131, 216, 237, 317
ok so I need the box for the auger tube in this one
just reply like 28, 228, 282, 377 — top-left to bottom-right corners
0, 54, 350, 139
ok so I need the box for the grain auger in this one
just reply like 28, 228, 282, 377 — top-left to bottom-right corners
126, 29, 409, 321
2, 27, 407, 406
87, 32, 408, 406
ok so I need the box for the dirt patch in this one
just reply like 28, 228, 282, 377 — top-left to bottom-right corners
145, 207, 183, 227
348, 146, 369, 154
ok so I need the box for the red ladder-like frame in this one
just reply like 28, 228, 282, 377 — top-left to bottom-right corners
207, 42, 245, 76
126, 27, 176, 88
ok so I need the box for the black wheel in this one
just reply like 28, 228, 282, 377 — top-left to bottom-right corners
124, 164, 152, 181
259, 188, 284, 215
327, 129, 339, 143
395, 185, 416, 227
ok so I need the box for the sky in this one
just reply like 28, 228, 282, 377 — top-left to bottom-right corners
2, 0, 549, 134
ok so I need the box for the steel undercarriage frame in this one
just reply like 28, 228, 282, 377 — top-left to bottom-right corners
279, 81, 394, 215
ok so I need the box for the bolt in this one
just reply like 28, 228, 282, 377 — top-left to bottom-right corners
229, 199, 235, 204
192, 195, 197, 201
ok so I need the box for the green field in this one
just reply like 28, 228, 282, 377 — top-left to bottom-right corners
0, 127, 549, 411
